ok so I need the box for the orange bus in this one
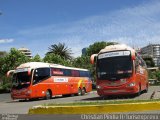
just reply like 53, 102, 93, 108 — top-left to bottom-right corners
90, 44, 148, 97
7, 62, 92, 100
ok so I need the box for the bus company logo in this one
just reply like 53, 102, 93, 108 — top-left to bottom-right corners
54, 78, 68, 82
53, 71, 63, 75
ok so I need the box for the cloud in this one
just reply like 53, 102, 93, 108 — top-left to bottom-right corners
0, 39, 14, 44
16, 0, 160, 57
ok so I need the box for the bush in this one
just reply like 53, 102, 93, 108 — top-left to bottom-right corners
0, 75, 11, 93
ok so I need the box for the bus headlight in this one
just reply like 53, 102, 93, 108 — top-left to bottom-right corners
96, 85, 101, 89
128, 82, 136, 87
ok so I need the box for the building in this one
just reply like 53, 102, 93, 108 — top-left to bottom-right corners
82, 48, 87, 56
0, 51, 7, 58
141, 44, 160, 66
135, 48, 141, 55
18, 47, 32, 58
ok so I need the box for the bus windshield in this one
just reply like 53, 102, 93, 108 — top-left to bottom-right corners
12, 72, 31, 89
97, 55, 133, 80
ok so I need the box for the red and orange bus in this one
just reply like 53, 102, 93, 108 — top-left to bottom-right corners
7, 62, 92, 100
90, 44, 148, 97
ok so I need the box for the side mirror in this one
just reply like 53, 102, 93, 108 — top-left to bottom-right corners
132, 54, 136, 60
90, 54, 97, 64
131, 51, 136, 60
6, 70, 15, 77
28, 68, 31, 76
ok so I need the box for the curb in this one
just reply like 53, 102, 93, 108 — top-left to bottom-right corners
28, 101, 160, 114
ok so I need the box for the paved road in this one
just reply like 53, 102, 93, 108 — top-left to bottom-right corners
0, 86, 159, 114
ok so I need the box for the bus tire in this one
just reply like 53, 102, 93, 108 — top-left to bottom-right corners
77, 88, 82, 96
82, 87, 86, 95
45, 90, 52, 100
137, 85, 141, 96
144, 84, 148, 93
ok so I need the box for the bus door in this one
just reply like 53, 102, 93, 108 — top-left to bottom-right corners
31, 69, 38, 98
135, 56, 146, 90
32, 68, 51, 98
139, 66, 146, 90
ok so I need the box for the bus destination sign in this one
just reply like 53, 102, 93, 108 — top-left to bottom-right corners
98, 51, 130, 59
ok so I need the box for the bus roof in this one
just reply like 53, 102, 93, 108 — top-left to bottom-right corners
17, 62, 89, 71
99, 44, 135, 54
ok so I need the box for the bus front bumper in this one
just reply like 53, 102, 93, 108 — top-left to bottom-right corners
11, 89, 32, 100
97, 86, 139, 96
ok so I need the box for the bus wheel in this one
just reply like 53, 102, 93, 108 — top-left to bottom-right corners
82, 88, 86, 95
137, 85, 141, 96
45, 90, 52, 100
144, 84, 148, 93
77, 88, 82, 96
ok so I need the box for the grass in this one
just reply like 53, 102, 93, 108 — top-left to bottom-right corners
43, 99, 160, 106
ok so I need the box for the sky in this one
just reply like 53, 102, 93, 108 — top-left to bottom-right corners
0, 0, 160, 58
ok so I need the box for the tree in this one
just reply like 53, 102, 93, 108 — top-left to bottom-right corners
72, 55, 95, 78
155, 71, 160, 81
86, 41, 117, 56
0, 48, 31, 75
43, 53, 72, 66
143, 57, 155, 67
31, 54, 42, 62
148, 71, 156, 79
0, 48, 31, 91
72, 56, 91, 69
47, 43, 72, 60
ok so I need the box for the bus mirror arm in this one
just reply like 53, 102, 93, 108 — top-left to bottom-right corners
28, 68, 31, 76
132, 56, 136, 60
6, 70, 15, 77
90, 54, 98, 64
131, 53, 136, 60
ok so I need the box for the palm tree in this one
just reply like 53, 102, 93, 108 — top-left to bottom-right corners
47, 43, 72, 60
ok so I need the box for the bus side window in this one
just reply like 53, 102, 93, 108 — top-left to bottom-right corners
33, 68, 50, 85
72, 70, 80, 77
51, 68, 65, 76
80, 71, 91, 79
64, 69, 71, 76
135, 57, 139, 73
